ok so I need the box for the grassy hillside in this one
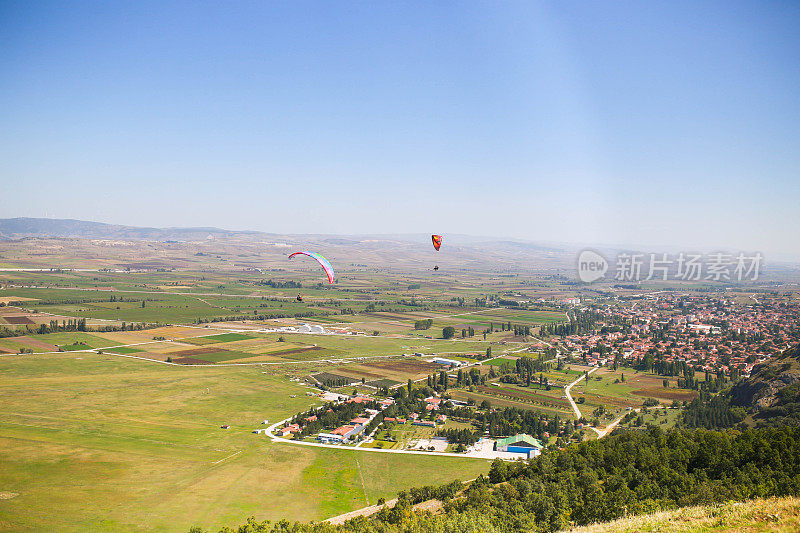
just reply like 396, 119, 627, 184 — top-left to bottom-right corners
564, 496, 800, 533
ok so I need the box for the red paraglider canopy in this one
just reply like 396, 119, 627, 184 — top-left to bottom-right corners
431, 234, 443, 251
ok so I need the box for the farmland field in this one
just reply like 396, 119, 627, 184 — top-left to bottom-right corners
484, 357, 518, 367
0, 243, 706, 531
433, 309, 566, 329
251, 333, 499, 359
449, 388, 573, 417
336, 359, 443, 383
0, 352, 491, 532
567, 368, 699, 416
0, 287, 328, 324
183, 332, 256, 345
105, 345, 144, 354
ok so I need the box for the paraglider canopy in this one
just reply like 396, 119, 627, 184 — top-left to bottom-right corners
431, 234, 443, 251
288, 251, 335, 284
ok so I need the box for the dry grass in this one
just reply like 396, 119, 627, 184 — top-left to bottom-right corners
144, 325, 214, 338
632, 387, 699, 401
564, 497, 800, 533
0, 296, 38, 304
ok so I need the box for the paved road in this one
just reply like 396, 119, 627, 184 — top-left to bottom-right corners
563, 369, 661, 438
562, 367, 632, 438
564, 367, 598, 419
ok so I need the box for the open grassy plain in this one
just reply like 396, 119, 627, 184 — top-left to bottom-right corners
0, 351, 490, 532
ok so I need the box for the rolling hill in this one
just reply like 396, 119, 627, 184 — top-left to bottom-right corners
730, 343, 800, 427
0, 217, 576, 273
0, 217, 261, 242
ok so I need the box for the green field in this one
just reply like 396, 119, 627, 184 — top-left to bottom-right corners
35, 332, 123, 350
0, 352, 490, 532
484, 357, 518, 367
170, 348, 262, 363
618, 405, 682, 429
184, 333, 256, 345
572, 369, 697, 414
0, 287, 324, 324
449, 388, 573, 418
434, 309, 566, 329
105, 345, 144, 354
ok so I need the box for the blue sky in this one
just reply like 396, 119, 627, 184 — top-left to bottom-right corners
1, 1, 798, 257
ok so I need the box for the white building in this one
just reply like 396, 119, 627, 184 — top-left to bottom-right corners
298, 323, 325, 334
432, 357, 463, 367
317, 432, 345, 444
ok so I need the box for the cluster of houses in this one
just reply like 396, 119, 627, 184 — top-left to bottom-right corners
274, 396, 381, 441
315, 395, 455, 443
270, 388, 551, 460
316, 396, 388, 444
274, 392, 468, 446
550, 293, 800, 376
388, 410, 448, 428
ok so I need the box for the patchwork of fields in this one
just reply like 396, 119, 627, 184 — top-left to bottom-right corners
0, 269, 701, 531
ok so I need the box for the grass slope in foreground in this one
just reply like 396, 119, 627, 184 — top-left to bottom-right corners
565, 496, 800, 533
0, 352, 489, 532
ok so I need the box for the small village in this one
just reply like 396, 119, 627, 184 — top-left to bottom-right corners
269, 388, 545, 461
544, 292, 800, 379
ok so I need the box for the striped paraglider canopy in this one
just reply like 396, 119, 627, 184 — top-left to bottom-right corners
288, 251, 335, 284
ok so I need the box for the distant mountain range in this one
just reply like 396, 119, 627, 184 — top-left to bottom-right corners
0, 217, 263, 242
0, 218, 576, 272
0, 217, 565, 250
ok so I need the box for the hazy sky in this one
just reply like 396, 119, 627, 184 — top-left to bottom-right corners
2, 1, 798, 257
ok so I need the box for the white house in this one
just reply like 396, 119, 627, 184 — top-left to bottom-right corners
298, 323, 325, 334
432, 357, 462, 367
317, 432, 345, 444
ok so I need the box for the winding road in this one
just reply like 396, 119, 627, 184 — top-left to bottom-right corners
564, 367, 598, 419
